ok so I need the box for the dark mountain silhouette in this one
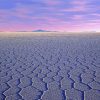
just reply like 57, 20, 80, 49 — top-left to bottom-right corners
32, 29, 50, 32
15, 29, 57, 32
32, 29, 57, 32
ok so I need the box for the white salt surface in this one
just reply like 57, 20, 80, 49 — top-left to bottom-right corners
0, 34, 100, 100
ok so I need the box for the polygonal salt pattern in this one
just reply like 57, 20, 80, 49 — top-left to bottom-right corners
0, 35, 100, 100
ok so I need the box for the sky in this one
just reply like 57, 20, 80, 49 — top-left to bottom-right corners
0, 0, 100, 32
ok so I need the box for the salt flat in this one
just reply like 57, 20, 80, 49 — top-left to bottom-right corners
0, 33, 100, 100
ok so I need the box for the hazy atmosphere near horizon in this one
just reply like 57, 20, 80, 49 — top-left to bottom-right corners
0, 0, 100, 32
0, 1, 100, 100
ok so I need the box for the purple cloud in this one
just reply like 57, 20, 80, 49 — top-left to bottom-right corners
0, 0, 100, 32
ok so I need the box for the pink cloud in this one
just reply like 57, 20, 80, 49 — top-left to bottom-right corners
0, 10, 10, 17
43, 0, 61, 6
90, 13, 100, 17
0, 22, 100, 32
0, 7, 33, 22
71, 0, 87, 6
73, 15, 84, 20
62, 0, 89, 12
62, 7, 85, 12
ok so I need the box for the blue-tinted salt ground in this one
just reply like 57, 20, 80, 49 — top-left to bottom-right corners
0, 35, 100, 100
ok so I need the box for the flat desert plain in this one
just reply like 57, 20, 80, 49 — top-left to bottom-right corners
0, 32, 100, 100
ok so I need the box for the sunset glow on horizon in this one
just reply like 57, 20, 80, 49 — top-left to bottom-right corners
0, 0, 100, 32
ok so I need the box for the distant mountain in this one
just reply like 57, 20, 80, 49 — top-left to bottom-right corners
32, 29, 49, 32
15, 29, 57, 32
32, 29, 57, 32
15, 31, 28, 32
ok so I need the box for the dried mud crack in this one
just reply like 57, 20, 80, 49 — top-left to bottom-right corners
0, 35, 100, 100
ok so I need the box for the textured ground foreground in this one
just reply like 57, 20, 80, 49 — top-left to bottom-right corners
0, 34, 100, 100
